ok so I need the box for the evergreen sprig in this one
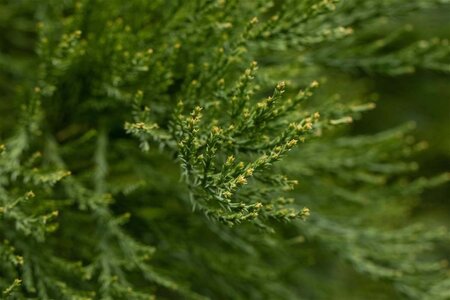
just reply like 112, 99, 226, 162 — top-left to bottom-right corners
1, 0, 449, 299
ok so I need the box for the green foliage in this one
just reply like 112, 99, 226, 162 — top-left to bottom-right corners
1, 0, 449, 299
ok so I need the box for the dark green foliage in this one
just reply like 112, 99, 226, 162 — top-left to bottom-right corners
0, 0, 449, 299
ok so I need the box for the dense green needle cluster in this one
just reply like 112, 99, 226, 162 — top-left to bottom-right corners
1, 0, 449, 299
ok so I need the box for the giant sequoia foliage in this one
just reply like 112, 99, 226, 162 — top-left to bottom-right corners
1, 0, 449, 299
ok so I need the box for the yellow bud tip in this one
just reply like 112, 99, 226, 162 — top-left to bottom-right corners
212, 126, 222, 134
277, 81, 286, 90
250, 17, 259, 25
226, 155, 235, 165
304, 122, 313, 130
301, 207, 310, 217
223, 191, 232, 198
236, 175, 247, 185
16, 256, 24, 265
287, 139, 298, 147
310, 81, 319, 88
257, 101, 267, 109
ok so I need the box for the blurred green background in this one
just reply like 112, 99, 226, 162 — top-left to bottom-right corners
351, 6, 450, 224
